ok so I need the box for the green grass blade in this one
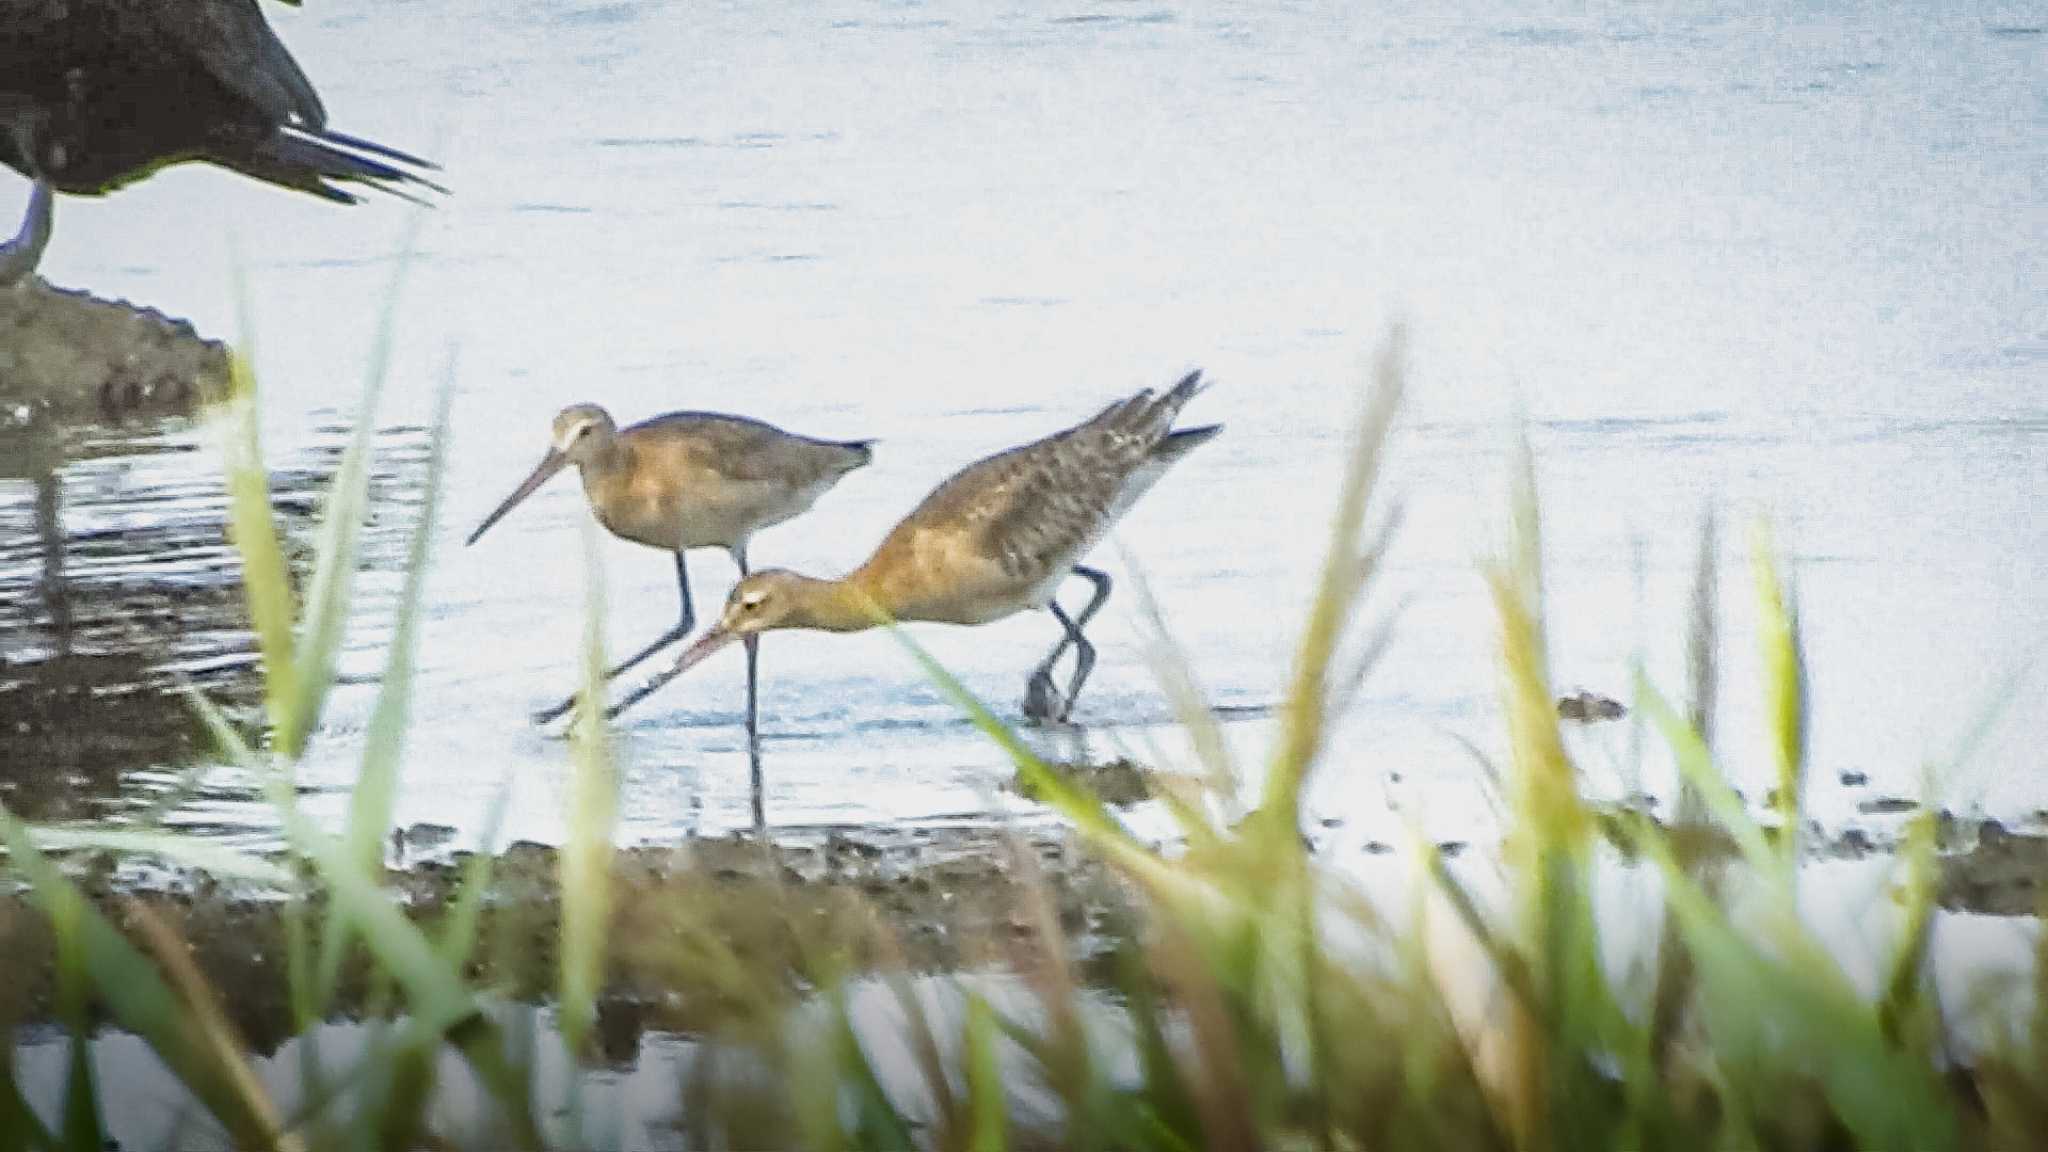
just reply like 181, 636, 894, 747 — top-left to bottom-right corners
1262, 326, 1405, 821
1750, 520, 1807, 869
282, 214, 427, 760
289, 813, 475, 1037
879, 970, 963, 1149
439, 783, 511, 974
219, 352, 300, 751
882, 616, 1214, 913
830, 986, 919, 1151
1879, 809, 1939, 1046
281, 807, 545, 1149
1126, 554, 1239, 817
1117, 939, 1200, 1146
315, 352, 454, 1003
55, 898, 101, 1152
20, 828, 291, 887
1650, 508, 1721, 1067
1623, 815, 1958, 1151
0, 1051, 54, 1152
1, 812, 291, 1149
560, 514, 618, 1058
279, 389, 373, 761
1634, 678, 1777, 878
964, 993, 1009, 1152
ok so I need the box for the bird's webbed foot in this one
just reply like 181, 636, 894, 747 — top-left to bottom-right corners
1022, 668, 1077, 726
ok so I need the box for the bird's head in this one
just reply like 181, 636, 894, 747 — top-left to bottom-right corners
549, 403, 617, 464
465, 404, 616, 547
660, 569, 872, 679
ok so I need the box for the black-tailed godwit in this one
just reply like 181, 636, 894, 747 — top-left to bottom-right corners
611, 369, 1219, 727
465, 403, 874, 751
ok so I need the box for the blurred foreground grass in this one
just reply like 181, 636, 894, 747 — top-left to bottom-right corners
1, 319, 2043, 1151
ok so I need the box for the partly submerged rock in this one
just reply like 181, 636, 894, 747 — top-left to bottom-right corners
0, 277, 230, 425
1556, 689, 1626, 723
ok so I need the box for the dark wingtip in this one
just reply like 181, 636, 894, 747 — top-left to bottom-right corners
314, 129, 444, 172
844, 438, 878, 467
1157, 422, 1223, 460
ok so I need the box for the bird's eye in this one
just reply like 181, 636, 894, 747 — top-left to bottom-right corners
740, 592, 766, 611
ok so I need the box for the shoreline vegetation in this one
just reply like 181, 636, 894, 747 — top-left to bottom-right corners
1, 320, 2042, 1149
0, 807, 2043, 1050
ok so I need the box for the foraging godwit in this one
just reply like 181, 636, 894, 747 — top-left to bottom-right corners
464, 403, 874, 746
610, 369, 1219, 726
0, 0, 442, 285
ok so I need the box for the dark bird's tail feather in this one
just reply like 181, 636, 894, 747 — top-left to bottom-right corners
241, 127, 447, 205
307, 128, 443, 172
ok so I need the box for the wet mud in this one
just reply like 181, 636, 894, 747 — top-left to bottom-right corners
2, 807, 2042, 1051
0, 824, 1134, 1057
1, 277, 230, 424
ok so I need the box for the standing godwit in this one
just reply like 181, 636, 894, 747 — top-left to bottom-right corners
464, 403, 875, 750
0, 0, 442, 286
609, 369, 1219, 726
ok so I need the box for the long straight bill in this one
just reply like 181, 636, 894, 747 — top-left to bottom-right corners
466, 448, 568, 545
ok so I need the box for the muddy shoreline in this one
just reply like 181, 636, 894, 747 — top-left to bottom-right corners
0, 806, 2040, 1054
1, 277, 230, 425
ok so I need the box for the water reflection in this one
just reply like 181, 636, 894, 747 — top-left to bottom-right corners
0, 414, 431, 824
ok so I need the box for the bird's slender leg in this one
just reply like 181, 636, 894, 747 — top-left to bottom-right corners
0, 177, 53, 288
737, 546, 765, 834
1056, 566, 1113, 721
1024, 602, 1088, 724
532, 551, 695, 725
609, 551, 696, 678
1023, 566, 1112, 723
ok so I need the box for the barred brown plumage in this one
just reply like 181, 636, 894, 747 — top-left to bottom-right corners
617, 369, 1220, 730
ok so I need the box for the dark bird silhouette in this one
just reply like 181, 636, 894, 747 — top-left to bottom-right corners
0, 0, 443, 284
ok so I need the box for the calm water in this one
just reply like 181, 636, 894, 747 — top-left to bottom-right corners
2, 0, 2042, 851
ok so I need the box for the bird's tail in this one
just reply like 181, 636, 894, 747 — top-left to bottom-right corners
1154, 422, 1222, 462
837, 438, 878, 471
1095, 367, 1209, 444
236, 126, 447, 205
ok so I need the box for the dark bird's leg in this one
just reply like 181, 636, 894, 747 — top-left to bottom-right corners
1023, 565, 1113, 724
597, 547, 757, 728
736, 546, 765, 834
0, 178, 52, 288
532, 551, 695, 725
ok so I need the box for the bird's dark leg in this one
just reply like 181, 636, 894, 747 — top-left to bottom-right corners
1024, 602, 1088, 724
737, 546, 765, 834
1023, 566, 1112, 724
608, 551, 696, 679
532, 551, 697, 725
1058, 566, 1113, 721
595, 547, 754, 727
0, 178, 52, 288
